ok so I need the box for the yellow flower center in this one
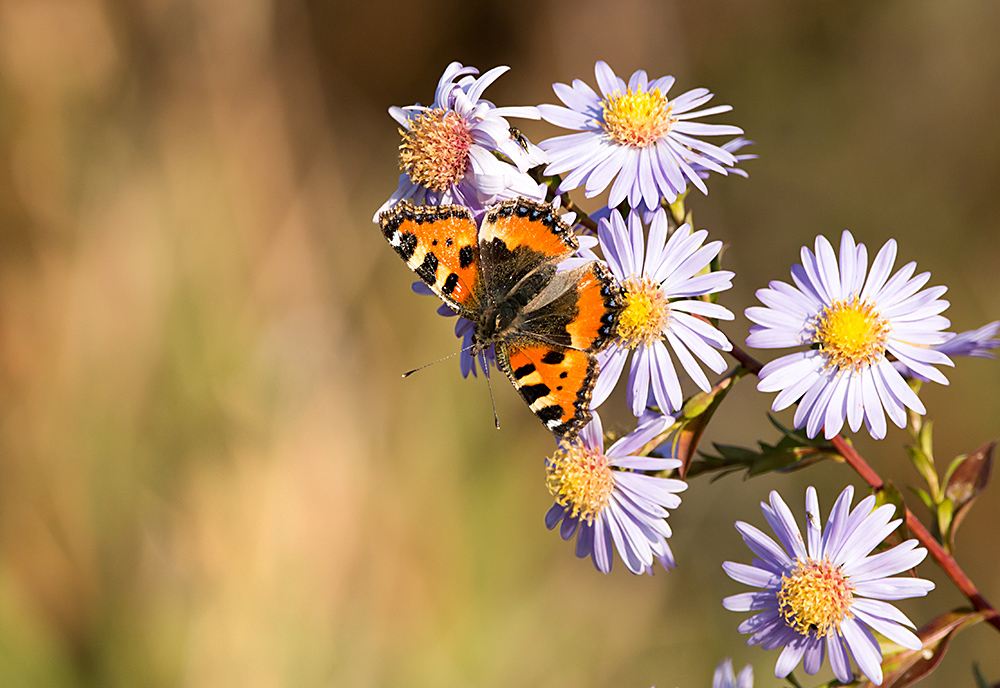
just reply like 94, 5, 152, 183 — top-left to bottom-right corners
601, 88, 675, 147
813, 296, 891, 373
398, 109, 473, 191
617, 275, 670, 348
777, 558, 854, 637
546, 441, 615, 524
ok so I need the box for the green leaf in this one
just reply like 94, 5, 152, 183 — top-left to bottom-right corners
935, 497, 953, 550
689, 415, 839, 480
906, 440, 941, 503
918, 419, 934, 459
972, 662, 1000, 688
907, 486, 935, 513
941, 454, 965, 488
860, 608, 989, 688
783, 672, 805, 688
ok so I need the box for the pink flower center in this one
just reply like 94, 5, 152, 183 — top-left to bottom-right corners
398, 109, 473, 191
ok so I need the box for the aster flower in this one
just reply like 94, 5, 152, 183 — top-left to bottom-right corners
895, 320, 1000, 382
746, 230, 952, 440
537, 60, 744, 213
713, 659, 754, 688
723, 486, 934, 686
937, 320, 1000, 358
545, 410, 686, 574
590, 208, 734, 416
376, 62, 546, 221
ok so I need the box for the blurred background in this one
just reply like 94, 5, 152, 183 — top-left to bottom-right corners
1, 0, 998, 686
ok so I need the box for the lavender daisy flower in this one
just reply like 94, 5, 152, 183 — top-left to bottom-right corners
937, 320, 1000, 358
895, 320, 1000, 382
713, 659, 754, 688
545, 410, 686, 574
537, 61, 744, 212
723, 486, 934, 686
375, 62, 545, 221
746, 230, 952, 440
590, 208, 734, 415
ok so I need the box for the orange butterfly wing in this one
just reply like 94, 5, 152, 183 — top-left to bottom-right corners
378, 202, 481, 317
497, 342, 599, 440
498, 261, 623, 440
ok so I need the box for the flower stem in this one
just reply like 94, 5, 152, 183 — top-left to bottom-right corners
830, 434, 1000, 633
724, 339, 1000, 633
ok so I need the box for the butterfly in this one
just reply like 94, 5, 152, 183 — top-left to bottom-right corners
378, 197, 623, 441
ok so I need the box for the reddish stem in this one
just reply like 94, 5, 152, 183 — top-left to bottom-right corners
727, 342, 1000, 633
831, 435, 1000, 632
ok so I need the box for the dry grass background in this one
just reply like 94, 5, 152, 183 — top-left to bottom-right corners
0, 1, 998, 686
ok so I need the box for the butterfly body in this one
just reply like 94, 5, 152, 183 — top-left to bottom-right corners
379, 197, 622, 440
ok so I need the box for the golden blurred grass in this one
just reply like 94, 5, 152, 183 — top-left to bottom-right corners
0, 0, 998, 686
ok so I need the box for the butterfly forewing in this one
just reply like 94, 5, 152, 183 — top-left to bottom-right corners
379, 202, 481, 317
478, 198, 579, 298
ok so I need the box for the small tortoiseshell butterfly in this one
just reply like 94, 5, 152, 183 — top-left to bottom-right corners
378, 197, 623, 441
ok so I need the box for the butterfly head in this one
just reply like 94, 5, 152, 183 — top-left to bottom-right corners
473, 299, 519, 353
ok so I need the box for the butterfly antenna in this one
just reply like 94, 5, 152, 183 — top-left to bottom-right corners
401, 343, 475, 378
481, 351, 501, 431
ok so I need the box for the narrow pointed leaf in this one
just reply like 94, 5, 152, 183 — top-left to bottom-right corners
908, 486, 935, 513
689, 414, 839, 479
670, 372, 740, 477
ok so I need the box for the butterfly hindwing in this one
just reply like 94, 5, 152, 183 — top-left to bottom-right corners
378, 201, 481, 317
520, 261, 622, 352
496, 341, 598, 440
563, 261, 622, 352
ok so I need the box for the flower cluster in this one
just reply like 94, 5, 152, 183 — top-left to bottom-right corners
376, 59, 998, 688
